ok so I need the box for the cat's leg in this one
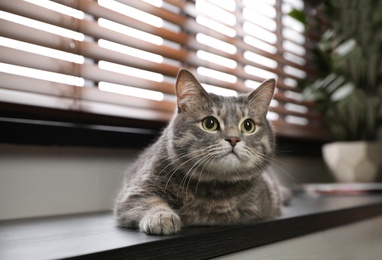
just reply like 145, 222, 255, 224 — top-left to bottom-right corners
115, 195, 181, 235
139, 200, 181, 235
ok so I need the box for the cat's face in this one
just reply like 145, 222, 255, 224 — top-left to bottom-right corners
170, 69, 275, 182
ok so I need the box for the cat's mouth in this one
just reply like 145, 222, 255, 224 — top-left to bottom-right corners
226, 148, 239, 157
214, 149, 242, 168
215, 147, 241, 161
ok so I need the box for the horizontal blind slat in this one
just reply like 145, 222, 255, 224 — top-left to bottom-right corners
0, 46, 75, 76
80, 99, 172, 122
0, 19, 75, 53
0, 75, 176, 119
0, 1, 76, 31
186, 50, 306, 86
0, 72, 77, 98
81, 87, 175, 113
184, 33, 317, 87
0, 88, 174, 123
0, 88, 77, 110
80, 20, 188, 62
273, 92, 316, 108
80, 0, 188, 45
115, 0, 186, 26
163, 0, 186, 8
79, 42, 179, 77
273, 120, 331, 140
270, 106, 322, 121
80, 64, 175, 95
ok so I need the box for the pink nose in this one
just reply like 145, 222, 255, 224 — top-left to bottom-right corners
225, 137, 241, 147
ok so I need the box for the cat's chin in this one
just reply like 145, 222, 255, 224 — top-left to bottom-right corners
198, 151, 261, 182
223, 152, 241, 162
210, 153, 245, 173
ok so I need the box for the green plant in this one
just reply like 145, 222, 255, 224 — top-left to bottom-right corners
290, 0, 382, 141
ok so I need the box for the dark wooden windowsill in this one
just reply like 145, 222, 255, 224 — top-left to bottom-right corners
1, 195, 382, 260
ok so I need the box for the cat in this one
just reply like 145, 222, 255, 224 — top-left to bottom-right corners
114, 69, 288, 235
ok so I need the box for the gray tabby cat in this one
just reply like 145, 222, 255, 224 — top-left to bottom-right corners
114, 69, 287, 235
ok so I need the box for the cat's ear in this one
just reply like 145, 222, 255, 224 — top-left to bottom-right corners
248, 78, 276, 116
175, 69, 210, 112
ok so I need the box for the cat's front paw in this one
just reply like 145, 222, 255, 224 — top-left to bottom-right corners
139, 210, 181, 235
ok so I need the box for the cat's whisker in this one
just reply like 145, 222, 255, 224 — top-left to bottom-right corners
245, 148, 300, 185
270, 156, 289, 166
155, 149, 202, 172
178, 153, 211, 197
242, 147, 273, 175
164, 151, 209, 192
177, 145, 225, 196
194, 154, 215, 193
154, 149, 204, 184
162, 144, 224, 193
271, 160, 303, 185
269, 157, 302, 184
186, 154, 213, 193
177, 144, 225, 196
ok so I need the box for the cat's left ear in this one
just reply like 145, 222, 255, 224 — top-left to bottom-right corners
175, 69, 210, 112
248, 78, 276, 116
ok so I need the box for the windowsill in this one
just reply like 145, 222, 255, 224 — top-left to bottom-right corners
1, 195, 382, 260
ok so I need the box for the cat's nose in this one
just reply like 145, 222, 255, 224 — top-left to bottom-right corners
225, 137, 241, 147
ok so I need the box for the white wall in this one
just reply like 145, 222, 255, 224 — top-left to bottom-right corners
0, 143, 332, 220
273, 155, 334, 184
0, 144, 138, 220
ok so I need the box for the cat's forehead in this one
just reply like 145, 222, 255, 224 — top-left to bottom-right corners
209, 94, 249, 119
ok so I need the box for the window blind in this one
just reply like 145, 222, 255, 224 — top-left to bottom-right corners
0, 0, 331, 140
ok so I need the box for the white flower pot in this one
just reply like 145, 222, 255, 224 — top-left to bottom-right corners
322, 141, 382, 183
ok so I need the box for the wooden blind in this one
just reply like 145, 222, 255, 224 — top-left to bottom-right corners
0, 0, 331, 140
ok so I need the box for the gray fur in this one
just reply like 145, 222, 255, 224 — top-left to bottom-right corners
114, 69, 287, 235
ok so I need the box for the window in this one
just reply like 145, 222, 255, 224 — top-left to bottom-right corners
0, 0, 330, 140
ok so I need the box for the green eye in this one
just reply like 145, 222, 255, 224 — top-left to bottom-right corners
202, 116, 219, 131
241, 119, 256, 133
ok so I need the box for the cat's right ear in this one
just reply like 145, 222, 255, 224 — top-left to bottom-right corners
175, 69, 210, 112
248, 78, 276, 116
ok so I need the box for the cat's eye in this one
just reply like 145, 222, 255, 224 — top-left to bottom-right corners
202, 116, 220, 131
241, 119, 256, 134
